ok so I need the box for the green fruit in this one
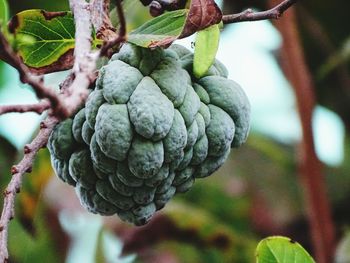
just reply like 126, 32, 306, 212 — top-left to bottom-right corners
95, 104, 133, 161
48, 43, 251, 226
128, 77, 174, 140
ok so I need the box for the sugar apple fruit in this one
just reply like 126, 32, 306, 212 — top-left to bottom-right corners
47, 43, 251, 226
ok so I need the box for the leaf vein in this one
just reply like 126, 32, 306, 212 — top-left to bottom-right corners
17, 29, 44, 40
56, 19, 74, 38
23, 18, 65, 39
34, 42, 66, 66
23, 42, 47, 63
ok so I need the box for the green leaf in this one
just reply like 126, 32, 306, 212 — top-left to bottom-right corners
256, 236, 315, 263
193, 24, 220, 78
9, 10, 75, 73
9, 203, 62, 263
10, 10, 75, 67
0, 0, 8, 25
128, 9, 188, 48
317, 36, 350, 80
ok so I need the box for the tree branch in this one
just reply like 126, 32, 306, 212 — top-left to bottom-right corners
59, 0, 99, 118
100, 0, 127, 56
70, 0, 94, 74
91, 0, 117, 41
222, 0, 297, 24
0, 100, 50, 115
0, 116, 59, 262
268, 1, 335, 262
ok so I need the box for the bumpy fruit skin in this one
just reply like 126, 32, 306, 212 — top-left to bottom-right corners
47, 43, 251, 226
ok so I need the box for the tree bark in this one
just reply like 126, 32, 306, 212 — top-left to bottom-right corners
268, 1, 335, 262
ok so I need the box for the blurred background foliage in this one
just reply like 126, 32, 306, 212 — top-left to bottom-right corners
0, 0, 350, 262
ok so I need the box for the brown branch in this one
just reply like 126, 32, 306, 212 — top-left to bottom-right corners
91, 0, 117, 41
268, 1, 335, 262
114, 0, 126, 38
222, 0, 297, 24
59, 0, 99, 118
0, 100, 50, 115
0, 116, 59, 262
100, 0, 127, 56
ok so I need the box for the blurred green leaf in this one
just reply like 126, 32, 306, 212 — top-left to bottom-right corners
110, 0, 152, 33
161, 202, 257, 263
0, 0, 8, 25
318, 36, 350, 79
175, 177, 251, 233
228, 134, 303, 227
128, 9, 188, 48
17, 149, 53, 235
95, 228, 106, 263
256, 236, 315, 263
193, 23, 220, 78
8, 205, 62, 263
9, 0, 69, 14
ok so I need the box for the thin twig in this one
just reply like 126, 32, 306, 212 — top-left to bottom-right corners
0, 116, 59, 262
115, 0, 126, 38
100, 0, 127, 56
0, 100, 50, 115
91, 0, 117, 40
222, 0, 297, 24
268, 1, 335, 262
